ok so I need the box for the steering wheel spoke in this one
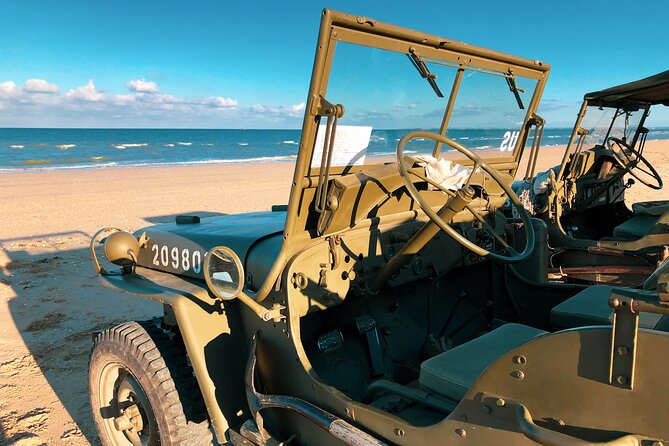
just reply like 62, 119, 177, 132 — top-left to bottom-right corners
607, 136, 662, 190
397, 131, 535, 263
407, 165, 457, 197
465, 204, 513, 251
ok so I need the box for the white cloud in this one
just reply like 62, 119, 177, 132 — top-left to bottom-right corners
66, 79, 104, 102
21, 79, 59, 94
252, 102, 305, 117
0, 76, 314, 127
126, 78, 159, 93
0, 81, 18, 98
204, 96, 238, 108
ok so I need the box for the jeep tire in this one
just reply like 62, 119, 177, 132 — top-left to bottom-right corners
89, 320, 214, 445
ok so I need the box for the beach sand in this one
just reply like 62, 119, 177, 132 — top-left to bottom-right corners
1, 141, 668, 445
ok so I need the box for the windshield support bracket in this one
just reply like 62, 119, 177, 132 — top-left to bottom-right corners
314, 96, 345, 214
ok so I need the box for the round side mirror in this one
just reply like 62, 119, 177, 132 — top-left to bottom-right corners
203, 246, 244, 300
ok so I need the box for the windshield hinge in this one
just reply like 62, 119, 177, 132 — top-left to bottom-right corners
312, 96, 345, 119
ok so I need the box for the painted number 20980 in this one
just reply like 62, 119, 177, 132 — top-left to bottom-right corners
151, 244, 202, 274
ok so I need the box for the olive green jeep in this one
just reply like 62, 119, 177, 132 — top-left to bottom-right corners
517, 71, 669, 287
88, 9, 669, 446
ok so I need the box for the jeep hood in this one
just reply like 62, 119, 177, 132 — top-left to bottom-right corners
134, 211, 285, 285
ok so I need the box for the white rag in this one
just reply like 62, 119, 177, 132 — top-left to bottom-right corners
532, 170, 553, 195
413, 155, 472, 191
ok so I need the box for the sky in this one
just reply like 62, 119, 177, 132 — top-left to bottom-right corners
1, 0, 668, 129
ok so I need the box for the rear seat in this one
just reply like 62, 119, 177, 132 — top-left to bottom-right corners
551, 285, 669, 331
612, 200, 669, 240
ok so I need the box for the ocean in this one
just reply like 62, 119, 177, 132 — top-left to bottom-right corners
1, 127, 668, 172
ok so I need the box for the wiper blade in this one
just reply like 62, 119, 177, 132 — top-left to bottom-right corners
505, 73, 525, 110
407, 49, 443, 98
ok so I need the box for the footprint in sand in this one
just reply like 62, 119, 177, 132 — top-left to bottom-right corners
61, 427, 83, 439
17, 408, 50, 430
7, 434, 47, 446
0, 354, 41, 377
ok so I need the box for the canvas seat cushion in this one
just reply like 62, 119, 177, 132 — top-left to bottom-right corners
612, 214, 658, 240
551, 285, 669, 330
632, 200, 669, 217
419, 324, 546, 401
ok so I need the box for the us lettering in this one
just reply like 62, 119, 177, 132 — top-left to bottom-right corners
500, 131, 519, 151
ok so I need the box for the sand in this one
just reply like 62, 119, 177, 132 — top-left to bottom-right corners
1, 141, 668, 445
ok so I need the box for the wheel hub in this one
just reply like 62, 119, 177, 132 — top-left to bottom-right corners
113, 403, 144, 433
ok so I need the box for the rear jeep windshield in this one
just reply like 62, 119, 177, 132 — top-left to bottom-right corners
580, 105, 645, 148
319, 42, 539, 166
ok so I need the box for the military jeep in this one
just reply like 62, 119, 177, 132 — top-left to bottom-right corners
517, 71, 669, 286
89, 9, 669, 446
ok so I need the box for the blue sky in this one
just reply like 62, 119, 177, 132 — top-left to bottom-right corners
1, 0, 668, 129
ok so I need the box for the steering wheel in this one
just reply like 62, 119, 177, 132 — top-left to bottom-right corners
607, 136, 662, 190
397, 130, 534, 263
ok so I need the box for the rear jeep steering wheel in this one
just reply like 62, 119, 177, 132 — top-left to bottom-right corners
397, 130, 535, 263
607, 136, 663, 190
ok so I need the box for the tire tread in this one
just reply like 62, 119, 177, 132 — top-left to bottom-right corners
90, 320, 215, 446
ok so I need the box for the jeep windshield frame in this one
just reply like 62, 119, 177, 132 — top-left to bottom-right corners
556, 70, 669, 180
250, 9, 550, 302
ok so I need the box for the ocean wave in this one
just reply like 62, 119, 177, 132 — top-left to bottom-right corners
0, 162, 122, 173
57, 144, 76, 150
9, 145, 24, 149
113, 143, 148, 149
14, 156, 114, 167
163, 143, 175, 147
22, 159, 53, 165
280, 140, 297, 145
238, 143, 249, 146
176, 142, 192, 146
0, 155, 298, 173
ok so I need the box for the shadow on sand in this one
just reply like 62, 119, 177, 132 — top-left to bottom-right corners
0, 227, 170, 444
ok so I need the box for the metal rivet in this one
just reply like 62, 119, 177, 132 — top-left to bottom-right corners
394, 428, 405, 437
481, 405, 491, 414
616, 346, 630, 356
513, 355, 527, 365
616, 375, 628, 385
512, 370, 525, 379
496, 398, 506, 407
557, 419, 565, 426
455, 428, 466, 438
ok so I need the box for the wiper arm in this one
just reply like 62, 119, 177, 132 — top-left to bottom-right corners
407, 48, 443, 98
505, 72, 525, 110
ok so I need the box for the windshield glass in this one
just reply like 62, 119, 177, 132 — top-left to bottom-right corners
318, 42, 539, 167
580, 105, 645, 148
